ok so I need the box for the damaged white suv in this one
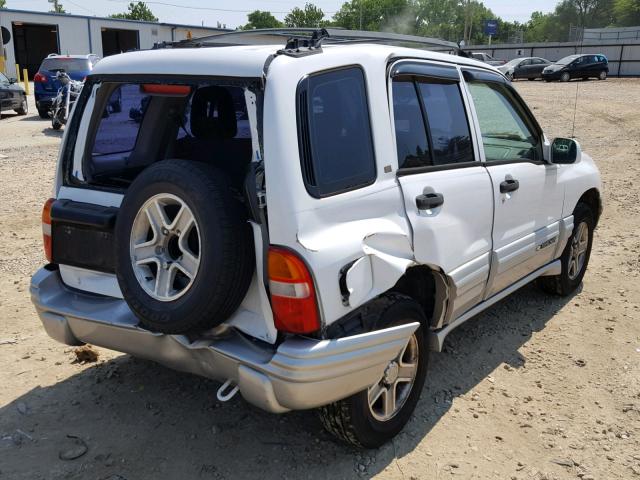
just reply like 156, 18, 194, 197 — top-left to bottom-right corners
31, 30, 602, 448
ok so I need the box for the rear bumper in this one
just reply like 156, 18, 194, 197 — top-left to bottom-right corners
30, 267, 418, 413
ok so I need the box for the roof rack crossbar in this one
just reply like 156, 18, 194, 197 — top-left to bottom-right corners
165, 28, 459, 52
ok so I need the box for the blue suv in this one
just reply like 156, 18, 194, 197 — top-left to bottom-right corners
34, 54, 100, 118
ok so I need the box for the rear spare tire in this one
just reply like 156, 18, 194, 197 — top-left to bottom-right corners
115, 159, 255, 333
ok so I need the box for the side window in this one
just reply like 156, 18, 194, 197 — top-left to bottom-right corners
92, 84, 147, 158
297, 67, 376, 197
417, 81, 474, 165
392, 80, 431, 168
467, 81, 541, 163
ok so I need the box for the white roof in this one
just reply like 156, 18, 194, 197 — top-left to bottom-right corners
91, 43, 493, 78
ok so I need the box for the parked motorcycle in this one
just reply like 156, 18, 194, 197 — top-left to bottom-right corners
50, 70, 84, 130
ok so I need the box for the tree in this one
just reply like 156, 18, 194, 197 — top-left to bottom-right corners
333, 0, 411, 32
0, 0, 7, 9
110, 2, 158, 22
49, 1, 66, 13
241, 10, 283, 29
613, 0, 640, 26
284, 3, 326, 28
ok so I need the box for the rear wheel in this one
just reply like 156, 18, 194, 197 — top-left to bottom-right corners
537, 202, 594, 296
319, 295, 428, 448
598, 70, 607, 80
528, 77, 536, 81
37, 108, 49, 119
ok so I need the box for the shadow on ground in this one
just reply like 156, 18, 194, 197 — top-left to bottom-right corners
0, 283, 576, 480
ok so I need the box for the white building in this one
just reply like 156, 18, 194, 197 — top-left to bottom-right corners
0, 8, 229, 78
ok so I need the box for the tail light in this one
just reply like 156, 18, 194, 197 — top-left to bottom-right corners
42, 198, 55, 263
268, 246, 320, 334
34, 72, 48, 83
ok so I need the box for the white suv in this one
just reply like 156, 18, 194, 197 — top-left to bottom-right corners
31, 30, 602, 448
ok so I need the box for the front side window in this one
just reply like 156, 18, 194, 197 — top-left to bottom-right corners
298, 67, 376, 197
467, 81, 541, 163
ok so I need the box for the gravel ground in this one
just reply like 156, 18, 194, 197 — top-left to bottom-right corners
0, 78, 639, 480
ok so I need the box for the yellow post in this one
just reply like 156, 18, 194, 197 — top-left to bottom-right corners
23, 69, 30, 95
15, 64, 20, 82
0, 56, 5, 74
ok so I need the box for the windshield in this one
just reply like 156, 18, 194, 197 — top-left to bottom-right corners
40, 58, 91, 73
556, 55, 579, 65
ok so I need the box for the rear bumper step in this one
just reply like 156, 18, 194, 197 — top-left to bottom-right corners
30, 267, 418, 413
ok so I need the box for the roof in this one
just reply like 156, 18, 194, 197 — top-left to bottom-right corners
91, 43, 493, 78
0, 7, 231, 32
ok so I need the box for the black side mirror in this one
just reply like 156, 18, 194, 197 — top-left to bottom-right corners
8, 77, 17, 84
551, 138, 579, 164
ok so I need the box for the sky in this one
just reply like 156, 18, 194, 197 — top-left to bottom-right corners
3, 0, 561, 28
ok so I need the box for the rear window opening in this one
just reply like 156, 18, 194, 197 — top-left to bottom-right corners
40, 57, 93, 73
72, 80, 256, 190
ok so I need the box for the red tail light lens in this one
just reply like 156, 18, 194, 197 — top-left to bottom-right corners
268, 246, 320, 334
42, 198, 55, 263
34, 72, 48, 83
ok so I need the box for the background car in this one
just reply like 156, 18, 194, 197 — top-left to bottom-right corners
469, 52, 506, 66
33, 53, 100, 118
498, 57, 551, 81
0, 72, 28, 116
542, 54, 609, 82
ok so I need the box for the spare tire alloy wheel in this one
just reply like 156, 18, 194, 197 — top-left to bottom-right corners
130, 193, 200, 301
115, 160, 255, 334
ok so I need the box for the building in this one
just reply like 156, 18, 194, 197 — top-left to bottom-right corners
0, 8, 230, 78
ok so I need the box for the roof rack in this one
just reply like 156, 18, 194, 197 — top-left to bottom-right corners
155, 28, 460, 55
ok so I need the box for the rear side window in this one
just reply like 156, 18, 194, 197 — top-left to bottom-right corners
392, 80, 431, 168
297, 67, 376, 197
392, 75, 474, 170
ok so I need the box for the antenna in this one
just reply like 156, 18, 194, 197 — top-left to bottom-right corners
571, 27, 585, 139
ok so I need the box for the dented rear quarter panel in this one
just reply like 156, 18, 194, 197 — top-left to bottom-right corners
263, 50, 415, 328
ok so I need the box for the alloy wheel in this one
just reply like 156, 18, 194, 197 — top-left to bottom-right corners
368, 333, 419, 421
568, 221, 589, 280
129, 193, 201, 301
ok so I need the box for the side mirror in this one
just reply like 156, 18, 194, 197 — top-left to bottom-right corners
8, 77, 17, 84
551, 137, 580, 164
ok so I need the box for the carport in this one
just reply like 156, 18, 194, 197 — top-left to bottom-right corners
101, 28, 139, 56
12, 22, 59, 79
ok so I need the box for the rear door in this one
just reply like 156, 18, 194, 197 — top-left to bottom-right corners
463, 69, 563, 298
391, 62, 494, 320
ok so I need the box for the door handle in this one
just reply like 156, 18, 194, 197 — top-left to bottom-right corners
416, 192, 444, 210
500, 178, 519, 193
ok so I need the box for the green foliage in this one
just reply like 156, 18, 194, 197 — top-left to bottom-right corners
0, 0, 6, 8
333, 0, 412, 32
50, 2, 66, 13
240, 0, 639, 45
284, 3, 326, 28
109, 2, 158, 22
241, 10, 283, 29
614, 0, 640, 26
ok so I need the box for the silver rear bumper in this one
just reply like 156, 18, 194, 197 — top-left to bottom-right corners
30, 267, 418, 413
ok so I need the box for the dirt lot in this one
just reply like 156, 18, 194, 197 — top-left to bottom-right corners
1, 78, 639, 480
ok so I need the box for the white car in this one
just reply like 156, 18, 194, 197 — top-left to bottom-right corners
31, 30, 602, 448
